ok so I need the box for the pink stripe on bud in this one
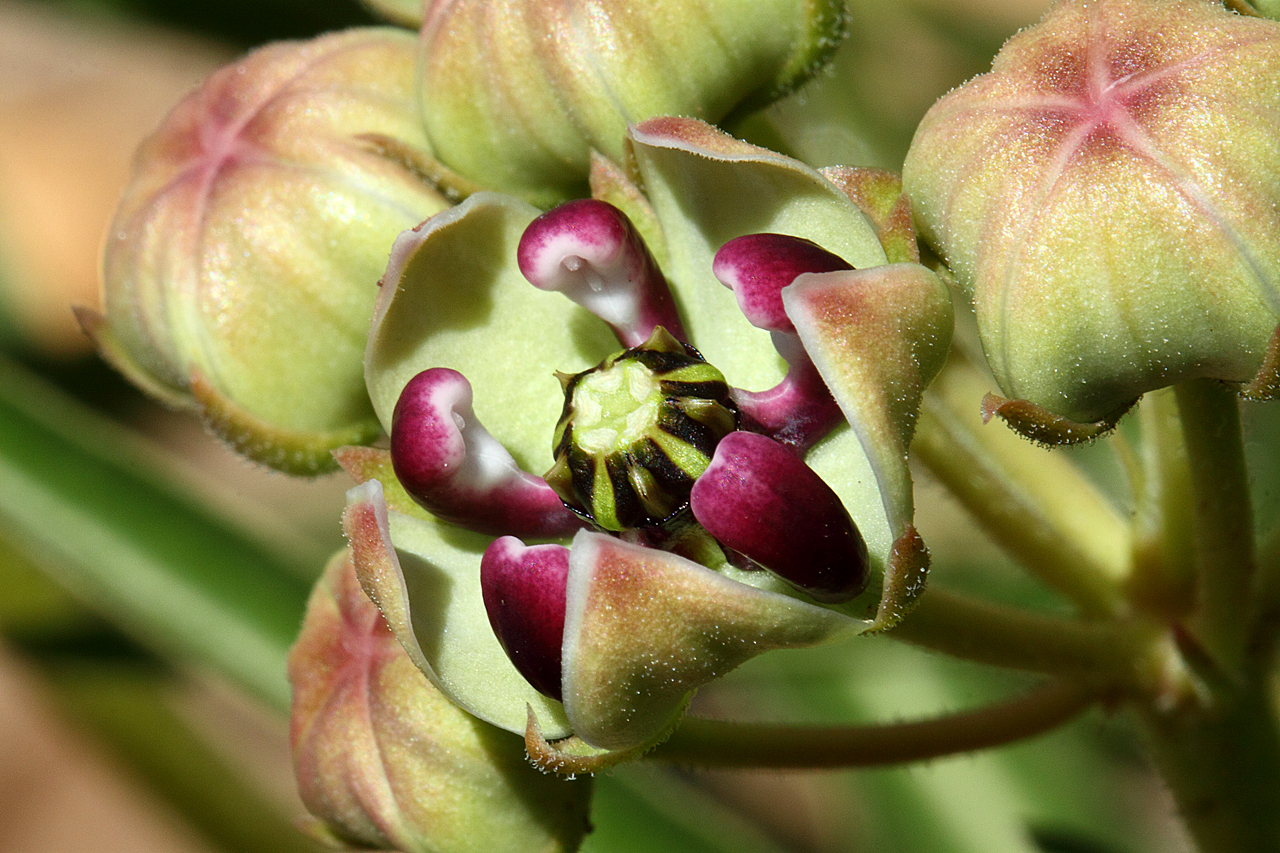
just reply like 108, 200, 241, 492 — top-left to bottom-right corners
390, 368, 583, 537
518, 199, 686, 346
714, 234, 851, 448
481, 537, 569, 701
690, 431, 868, 603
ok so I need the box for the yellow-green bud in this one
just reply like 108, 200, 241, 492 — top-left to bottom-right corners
290, 550, 592, 853
904, 0, 1280, 423
84, 28, 450, 473
417, 0, 849, 205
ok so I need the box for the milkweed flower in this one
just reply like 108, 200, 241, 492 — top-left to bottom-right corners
903, 0, 1280, 426
340, 118, 953, 757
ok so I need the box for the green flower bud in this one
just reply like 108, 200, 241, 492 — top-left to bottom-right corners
417, 0, 849, 205
903, 0, 1280, 424
82, 28, 450, 473
289, 549, 592, 853
545, 326, 738, 531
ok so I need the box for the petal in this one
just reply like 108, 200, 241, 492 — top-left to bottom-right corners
626, 117, 888, 391
784, 263, 954, 536
561, 531, 857, 750
366, 192, 619, 472
342, 480, 571, 738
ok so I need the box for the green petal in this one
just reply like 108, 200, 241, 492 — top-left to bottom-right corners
343, 480, 571, 738
626, 117, 888, 392
562, 531, 858, 750
785, 263, 953, 536
365, 192, 619, 471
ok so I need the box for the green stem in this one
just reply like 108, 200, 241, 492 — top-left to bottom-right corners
915, 366, 1130, 616
1128, 389, 1197, 617
889, 587, 1165, 686
652, 680, 1101, 768
1136, 657, 1280, 853
1174, 379, 1257, 673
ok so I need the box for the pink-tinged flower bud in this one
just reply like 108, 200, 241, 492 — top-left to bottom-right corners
690, 431, 868, 602
83, 29, 450, 474
289, 550, 592, 853
903, 0, 1280, 424
417, 0, 850, 205
481, 537, 570, 700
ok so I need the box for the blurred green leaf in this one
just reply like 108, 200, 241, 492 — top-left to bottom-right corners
0, 355, 312, 709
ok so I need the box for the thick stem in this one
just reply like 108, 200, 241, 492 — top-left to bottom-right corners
915, 366, 1130, 616
1136, 658, 1280, 853
1174, 379, 1257, 673
652, 680, 1102, 768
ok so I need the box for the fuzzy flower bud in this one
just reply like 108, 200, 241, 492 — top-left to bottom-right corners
289, 550, 592, 853
417, 0, 849, 205
83, 28, 450, 473
904, 0, 1280, 424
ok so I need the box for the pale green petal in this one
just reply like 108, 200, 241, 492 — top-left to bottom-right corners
365, 193, 619, 470
627, 117, 888, 392
562, 531, 859, 750
344, 480, 571, 738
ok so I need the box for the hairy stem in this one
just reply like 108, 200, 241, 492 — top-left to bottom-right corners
890, 586, 1166, 685
1174, 379, 1257, 673
652, 680, 1102, 768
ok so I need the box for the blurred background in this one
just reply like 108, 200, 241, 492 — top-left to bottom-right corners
0, 0, 1212, 850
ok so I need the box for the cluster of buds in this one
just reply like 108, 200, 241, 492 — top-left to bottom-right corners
88, 0, 1280, 849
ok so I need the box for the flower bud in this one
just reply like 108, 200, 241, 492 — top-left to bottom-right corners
290, 549, 592, 853
417, 0, 849, 205
84, 29, 450, 473
903, 0, 1280, 424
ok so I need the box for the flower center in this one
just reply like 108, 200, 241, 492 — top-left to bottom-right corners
545, 327, 738, 532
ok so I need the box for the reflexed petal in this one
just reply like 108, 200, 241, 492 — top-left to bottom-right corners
626, 117, 888, 392
390, 368, 583, 536
342, 480, 572, 738
690, 431, 868, 603
366, 193, 619, 472
561, 531, 858, 750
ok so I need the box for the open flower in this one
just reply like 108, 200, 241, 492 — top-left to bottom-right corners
340, 118, 953, 757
